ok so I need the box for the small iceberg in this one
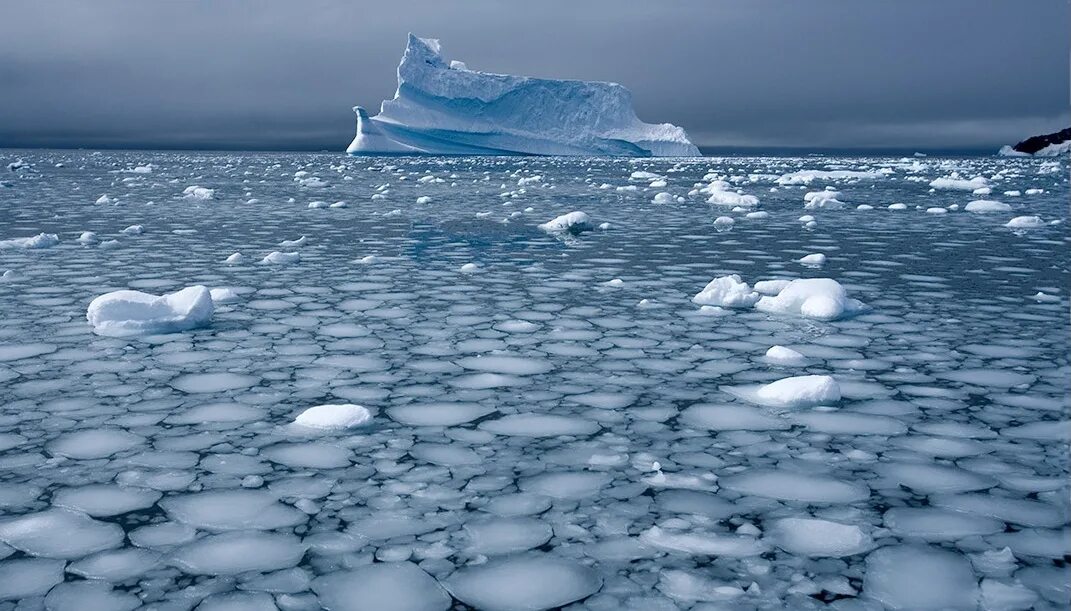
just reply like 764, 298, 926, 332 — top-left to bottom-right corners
86, 286, 213, 337
692, 275, 760, 308
0, 233, 59, 249
755, 278, 868, 321
293, 404, 372, 430
538, 211, 593, 235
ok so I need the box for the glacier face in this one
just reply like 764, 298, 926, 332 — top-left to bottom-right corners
347, 35, 700, 157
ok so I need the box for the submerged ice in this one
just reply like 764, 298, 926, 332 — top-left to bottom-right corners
0, 149, 1067, 610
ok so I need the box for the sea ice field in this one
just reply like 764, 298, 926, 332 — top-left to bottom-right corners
0, 150, 1068, 611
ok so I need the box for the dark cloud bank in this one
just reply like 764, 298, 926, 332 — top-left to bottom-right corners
1, 0, 1067, 153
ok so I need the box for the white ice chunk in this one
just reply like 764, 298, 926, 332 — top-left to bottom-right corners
754, 278, 868, 320
0, 233, 59, 249
964, 200, 1011, 213
86, 285, 213, 336
764, 345, 807, 366
293, 404, 372, 429
720, 469, 869, 503
692, 274, 760, 308
538, 211, 593, 235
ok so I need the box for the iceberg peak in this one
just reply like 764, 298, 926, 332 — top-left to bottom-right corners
347, 34, 699, 157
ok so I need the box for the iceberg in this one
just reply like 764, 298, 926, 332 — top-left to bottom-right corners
347, 35, 699, 157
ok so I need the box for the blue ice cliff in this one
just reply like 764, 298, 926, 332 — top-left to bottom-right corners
347, 35, 700, 157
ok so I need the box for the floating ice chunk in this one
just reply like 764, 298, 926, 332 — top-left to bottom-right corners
224, 252, 245, 264
754, 277, 868, 320
705, 183, 758, 207
972, 186, 991, 195
357, 254, 378, 264
463, 517, 553, 555
479, 413, 599, 437
729, 374, 840, 408
764, 345, 807, 365
67, 548, 161, 582
416, 195, 432, 204
604, 277, 624, 287
778, 170, 886, 185
720, 469, 869, 503
261, 441, 352, 468
1004, 215, 1044, 228
803, 190, 845, 209
0, 558, 66, 600
209, 287, 240, 303
857, 203, 874, 210
792, 412, 907, 435
0, 232, 59, 249
931, 493, 1065, 528
679, 403, 788, 431
746, 210, 769, 219
160, 489, 306, 531
76, 231, 97, 244
657, 569, 745, 603
863, 545, 979, 610
456, 355, 553, 375
86, 285, 213, 336
444, 554, 602, 611
279, 235, 307, 248
1032, 291, 1060, 303
768, 518, 873, 557
120, 224, 143, 235
388, 402, 495, 426
692, 274, 759, 308
47, 428, 145, 459
170, 372, 259, 393
964, 200, 1011, 213
883, 507, 1003, 540
887, 203, 907, 210
520, 471, 612, 499
43, 581, 141, 611
460, 262, 479, 273
308, 200, 328, 208
713, 215, 735, 228
312, 562, 451, 611
0, 509, 124, 558
52, 484, 161, 517
639, 525, 767, 557
95, 194, 114, 205
929, 176, 988, 190
538, 211, 593, 235
98, 238, 119, 249
799, 253, 827, 266
652, 192, 675, 204
182, 185, 215, 200
259, 251, 300, 264
172, 531, 306, 575
293, 404, 372, 429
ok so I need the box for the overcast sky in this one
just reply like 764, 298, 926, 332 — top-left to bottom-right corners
2, 0, 1067, 152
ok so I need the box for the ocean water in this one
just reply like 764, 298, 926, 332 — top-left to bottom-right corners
0, 150, 1068, 610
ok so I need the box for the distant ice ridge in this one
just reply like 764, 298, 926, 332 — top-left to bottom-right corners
346, 35, 700, 157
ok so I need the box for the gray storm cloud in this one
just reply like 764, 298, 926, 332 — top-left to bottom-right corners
1, 0, 1067, 151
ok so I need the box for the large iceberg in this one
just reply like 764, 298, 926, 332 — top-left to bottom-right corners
347, 35, 700, 157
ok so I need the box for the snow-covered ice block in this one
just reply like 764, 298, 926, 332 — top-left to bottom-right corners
754, 278, 868, 320
929, 176, 988, 191
347, 35, 699, 157
1005, 215, 1044, 229
964, 200, 1011, 213
538, 211, 593, 235
764, 345, 807, 366
181, 185, 214, 200
293, 404, 372, 430
799, 253, 827, 266
0, 232, 59, 249
744, 374, 841, 408
259, 251, 300, 265
692, 274, 760, 308
86, 286, 213, 336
